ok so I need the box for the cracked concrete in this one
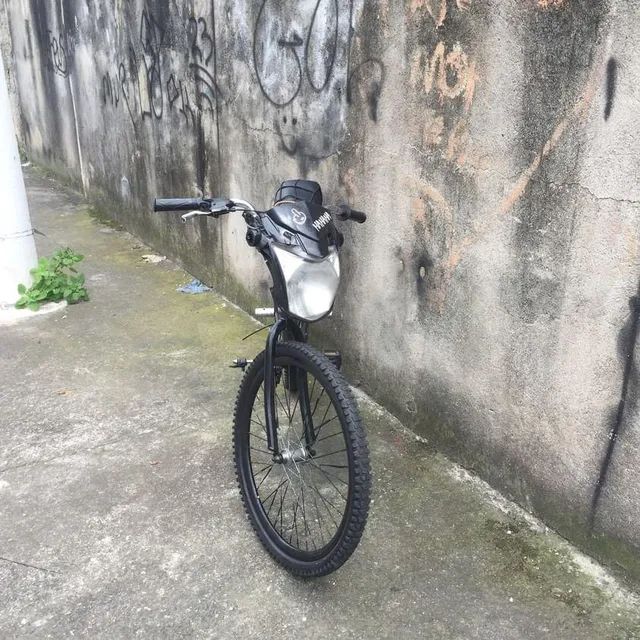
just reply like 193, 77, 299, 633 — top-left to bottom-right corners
1, 168, 640, 638
534, 178, 640, 207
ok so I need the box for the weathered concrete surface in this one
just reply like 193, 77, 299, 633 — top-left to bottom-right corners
2, 0, 640, 581
2, 168, 640, 640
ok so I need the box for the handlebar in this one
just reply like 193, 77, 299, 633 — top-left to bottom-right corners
153, 196, 367, 224
154, 198, 211, 212
345, 208, 367, 223
153, 197, 236, 222
332, 204, 367, 224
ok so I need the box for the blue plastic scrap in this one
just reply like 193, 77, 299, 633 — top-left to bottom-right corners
177, 279, 211, 294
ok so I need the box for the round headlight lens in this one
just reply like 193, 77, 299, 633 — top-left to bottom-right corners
272, 246, 340, 321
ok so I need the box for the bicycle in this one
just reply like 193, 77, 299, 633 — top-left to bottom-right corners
154, 179, 371, 576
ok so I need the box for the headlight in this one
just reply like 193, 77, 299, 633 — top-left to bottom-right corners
272, 245, 340, 321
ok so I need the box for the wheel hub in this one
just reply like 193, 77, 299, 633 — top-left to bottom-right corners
278, 446, 309, 463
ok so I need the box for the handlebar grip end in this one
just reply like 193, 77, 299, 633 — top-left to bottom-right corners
334, 204, 366, 223
349, 209, 367, 223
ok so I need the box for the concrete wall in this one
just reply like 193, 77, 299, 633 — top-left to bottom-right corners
3, 0, 640, 580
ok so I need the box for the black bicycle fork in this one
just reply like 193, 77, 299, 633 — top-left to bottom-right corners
261, 317, 316, 461
232, 314, 342, 461
263, 317, 287, 456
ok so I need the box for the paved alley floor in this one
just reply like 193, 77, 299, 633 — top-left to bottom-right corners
1, 169, 640, 639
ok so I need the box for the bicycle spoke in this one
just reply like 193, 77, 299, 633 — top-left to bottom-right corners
264, 477, 287, 517
315, 428, 342, 444
312, 448, 347, 461
282, 374, 293, 421
308, 377, 317, 407
315, 400, 332, 437
290, 497, 300, 546
250, 446, 272, 456
275, 388, 290, 422
311, 483, 326, 547
275, 480, 289, 536
253, 463, 273, 477
251, 418, 267, 436
289, 390, 300, 425
256, 465, 275, 490
309, 460, 349, 485
315, 418, 341, 444
308, 461, 348, 501
308, 483, 341, 529
310, 387, 326, 419
300, 483, 311, 551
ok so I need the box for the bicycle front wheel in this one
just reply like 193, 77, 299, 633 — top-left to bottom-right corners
233, 341, 371, 577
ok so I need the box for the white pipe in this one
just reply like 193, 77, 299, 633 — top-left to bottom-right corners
0, 52, 37, 307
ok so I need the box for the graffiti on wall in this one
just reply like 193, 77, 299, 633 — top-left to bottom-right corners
251, 0, 385, 161
187, 16, 217, 112
37, 2, 382, 173
410, 39, 476, 165
44, 29, 69, 77
138, 8, 164, 120
253, 0, 340, 107
100, 10, 221, 131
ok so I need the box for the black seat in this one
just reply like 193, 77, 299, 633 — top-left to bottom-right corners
273, 179, 323, 206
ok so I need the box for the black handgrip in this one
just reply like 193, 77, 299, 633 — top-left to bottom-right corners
154, 198, 209, 212
348, 209, 367, 223
333, 204, 367, 223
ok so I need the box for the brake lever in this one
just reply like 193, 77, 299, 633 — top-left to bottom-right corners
181, 199, 238, 222
181, 210, 207, 223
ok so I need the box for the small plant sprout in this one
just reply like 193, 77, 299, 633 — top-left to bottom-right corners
15, 247, 89, 311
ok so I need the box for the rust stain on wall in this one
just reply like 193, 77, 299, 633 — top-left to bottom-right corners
537, 0, 568, 10
406, 19, 607, 311
497, 47, 606, 214
410, 0, 474, 26
409, 0, 447, 28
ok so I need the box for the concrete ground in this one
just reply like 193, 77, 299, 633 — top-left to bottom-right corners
1, 169, 639, 640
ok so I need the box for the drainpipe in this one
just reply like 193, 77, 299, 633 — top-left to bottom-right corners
0, 52, 37, 308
